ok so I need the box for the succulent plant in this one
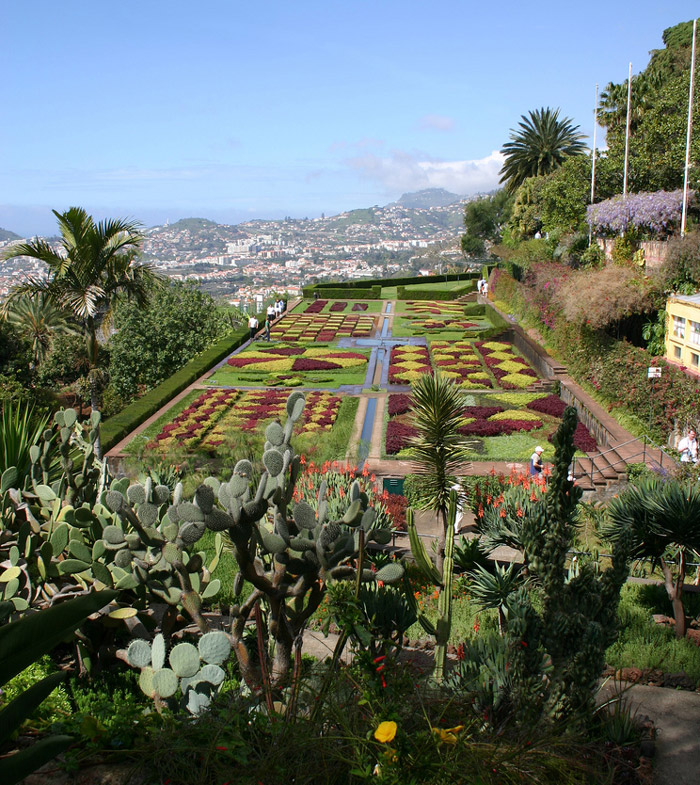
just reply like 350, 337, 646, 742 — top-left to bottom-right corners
127, 631, 232, 715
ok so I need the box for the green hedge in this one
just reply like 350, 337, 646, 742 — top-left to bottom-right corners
301, 285, 382, 299
463, 303, 486, 317
307, 271, 479, 292
396, 283, 474, 300
101, 327, 249, 452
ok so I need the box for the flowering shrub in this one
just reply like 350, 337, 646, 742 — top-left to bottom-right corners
587, 190, 688, 236
471, 469, 548, 519
293, 461, 407, 530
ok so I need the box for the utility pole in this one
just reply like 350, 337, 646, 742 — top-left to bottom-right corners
589, 83, 599, 246
682, 18, 697, 238
623, 62, 632, 199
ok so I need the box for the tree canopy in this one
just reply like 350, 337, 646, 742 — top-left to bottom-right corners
499, 107, 587, 193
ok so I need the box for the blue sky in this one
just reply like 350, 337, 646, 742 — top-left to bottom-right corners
2, 1, 698, 236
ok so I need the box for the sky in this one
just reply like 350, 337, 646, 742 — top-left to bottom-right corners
2, 1, 698, 236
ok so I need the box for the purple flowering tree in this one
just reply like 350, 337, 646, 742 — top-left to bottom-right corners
587, 190, 692, 237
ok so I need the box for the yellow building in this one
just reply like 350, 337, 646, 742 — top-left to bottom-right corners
665, 293, 700, 373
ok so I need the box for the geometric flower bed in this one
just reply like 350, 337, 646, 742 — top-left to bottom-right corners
226, 345, 368, 373
303, 300, 369, 314
527, 394, 598, 452
147, 389, 342, 452
270, 313, 374, 342
384, 394, 546, 455
429, 340, 493, 388
406, 318, 478, 331
474, 340, 538, 389
388, 345, 432, 385
305, 299, 328, 313
402, 300, 466, 315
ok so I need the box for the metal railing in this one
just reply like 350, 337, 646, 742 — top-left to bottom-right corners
573, 434, 679, 488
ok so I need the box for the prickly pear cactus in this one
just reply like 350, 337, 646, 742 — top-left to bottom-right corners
126, 630, 231, 715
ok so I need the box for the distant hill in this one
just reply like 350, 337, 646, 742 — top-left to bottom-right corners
393, 188, 463, 209
166, 218, 220, 231
0, 227, 22, 242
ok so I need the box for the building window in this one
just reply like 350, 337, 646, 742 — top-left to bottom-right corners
673, 316, 686, 339
675, 345, 682, 359
693, 353, 699, 368
690, 321, 700, 346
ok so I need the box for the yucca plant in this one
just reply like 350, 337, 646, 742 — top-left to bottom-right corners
470, 562, 524, 634
0, 400, 50, 476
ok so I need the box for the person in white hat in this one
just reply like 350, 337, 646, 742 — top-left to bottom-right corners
529, 446, 544, 476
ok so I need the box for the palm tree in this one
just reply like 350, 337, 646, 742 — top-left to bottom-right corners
606, 477, 700, 638
499, 107, 587, 193
3, 207, 161, 451
408, 373, 470, 572
3, 293, 78, 369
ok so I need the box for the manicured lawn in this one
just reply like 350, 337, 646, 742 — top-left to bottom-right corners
401, 280, 475, 293
391, 316, 493, 339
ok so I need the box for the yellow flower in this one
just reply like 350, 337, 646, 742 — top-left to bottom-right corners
432, 725, 464, 745
374, 721, 397, 743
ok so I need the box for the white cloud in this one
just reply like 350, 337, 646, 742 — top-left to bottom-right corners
418, 114, 456, 132
346, 149, 504, 196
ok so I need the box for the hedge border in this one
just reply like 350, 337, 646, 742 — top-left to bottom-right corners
101, 327, 249, 452
304, 271, 479, 294
396, 283, 474, 300
301, 286, 382, 299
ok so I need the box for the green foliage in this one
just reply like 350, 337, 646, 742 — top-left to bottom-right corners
0, 400, 50, 475
33, 332, 92, 389
396, 283, 472, 300
0, 590, 117, 785
612, 232, 638, 266
641, 309, 667, 355
461, 190, 514, 257
109, 280, 231, 400
658, 231, 700, 292
100, 326, 249, 452
598, 21, 700, 194
500, 107, 587, 193
508, 176, 546, 239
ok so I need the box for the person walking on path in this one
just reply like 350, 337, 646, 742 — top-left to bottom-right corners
264, 315, 272, 341
529, 445, 544, 476
678, 429, 698, 463
248, 314, 258, 341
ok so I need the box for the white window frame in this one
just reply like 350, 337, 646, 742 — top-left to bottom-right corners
673, 315, 686, 340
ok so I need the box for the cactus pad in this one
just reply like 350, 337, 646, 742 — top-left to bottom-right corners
103, 525, 126, 546
263, 449, 284, 477
186, 689, 211, 716
265, 421, 285, 446
286, 391, 306, 421
176, 502, 204, 523
127, 484, 147, 506
114, 548, 133, 569
229, 474, 249, 498
153, 485, 171, 505
152, 667, 179, 698
138, 502, 158, 527
139, 666, 155, 698
198, 664, 225, 686
169, 642, 200, 677
233, 459, 253, 477
293, 501, 316, 530
205, 508, 233, 532
127, 639, 152, 668
179, 521, 206, 544
374, 562, 405, 584
104, 491, 124, 513
151, 633, 166, 670
198, 631, 231, 665
195, 484, 216, 514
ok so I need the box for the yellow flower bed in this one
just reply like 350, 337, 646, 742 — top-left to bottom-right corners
500, 372, 536, 388
481, 341, 511, 351
489, 409, 543, 422
494, 359, 530, 373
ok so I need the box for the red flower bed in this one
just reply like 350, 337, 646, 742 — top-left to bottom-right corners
527, 394, 567, 417
465, 405, 504, 419
386, 420, 418, 454
547, 422, 598, 453
291, 358, 341, 371
459, 419, 542, 437
330, 301, 347, 312
388, 394, 413, 417
352, 302, 368, 311
305, 300, 328, 313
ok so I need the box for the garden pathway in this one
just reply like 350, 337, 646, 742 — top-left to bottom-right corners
598, 681, 700, 785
